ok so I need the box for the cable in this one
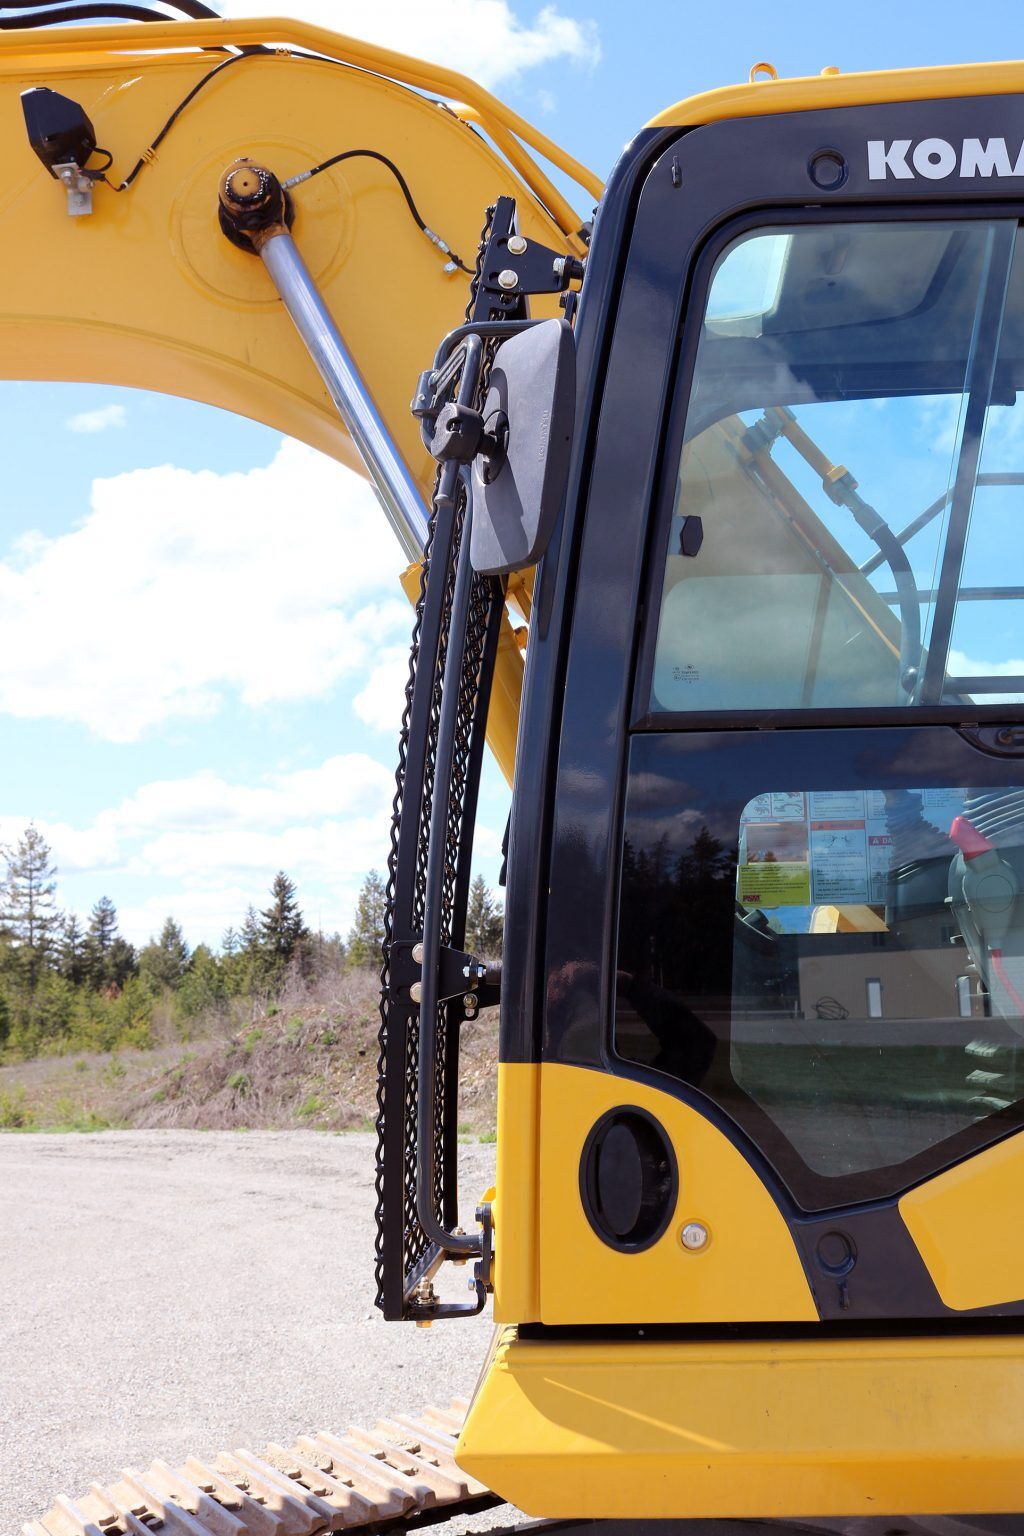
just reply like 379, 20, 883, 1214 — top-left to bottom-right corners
282, 150, 474, 274
102, 51, 252, 190
0, 0, 218, 19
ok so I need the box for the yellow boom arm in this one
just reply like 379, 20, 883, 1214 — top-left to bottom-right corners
0, 15, 602, 780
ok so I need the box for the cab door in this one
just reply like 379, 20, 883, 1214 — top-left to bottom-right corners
531, 95, 1024, 1326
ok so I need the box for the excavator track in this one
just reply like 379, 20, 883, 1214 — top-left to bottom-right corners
24, 1401, 501, 1536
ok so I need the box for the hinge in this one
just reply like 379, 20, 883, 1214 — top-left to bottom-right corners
389, 939, 501, 1015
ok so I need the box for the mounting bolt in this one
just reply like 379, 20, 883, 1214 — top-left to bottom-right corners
410, 982, 422, 1004
497, 268, 519, 290
507, 234, 528, 255
463, 993, 478, 1013
680, 1221, 709, 1252
411, 942, 424, 965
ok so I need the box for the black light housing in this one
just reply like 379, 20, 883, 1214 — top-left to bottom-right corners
21, 86, 96, 176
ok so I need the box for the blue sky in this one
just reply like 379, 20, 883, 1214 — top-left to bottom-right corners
5, 0, 1024, 949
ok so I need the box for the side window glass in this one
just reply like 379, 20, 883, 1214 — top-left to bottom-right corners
649, 220, 1024, 715
616, 778, 1024, 1205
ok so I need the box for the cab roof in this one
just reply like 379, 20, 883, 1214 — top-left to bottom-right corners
647, 58, 1024, 131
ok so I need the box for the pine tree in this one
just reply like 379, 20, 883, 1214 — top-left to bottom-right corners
465, 873, 503, 957
221, 926, 238, 958
240, 904, 261, 953
260, 872, 309, 970
1, 824, 61, 991
84, 896, 137, 991
139, 916, 189, 990
58, 913, 86, 986
346, 870, 387, 969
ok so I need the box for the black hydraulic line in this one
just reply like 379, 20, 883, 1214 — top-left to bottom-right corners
864, 514, 922, 695
284, 149, 474, 274
921, 223, 1017, 704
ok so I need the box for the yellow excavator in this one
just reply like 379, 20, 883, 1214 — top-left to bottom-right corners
13, 4, 1024, 1532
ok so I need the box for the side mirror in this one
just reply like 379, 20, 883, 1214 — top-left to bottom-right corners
470, 318, 575, 575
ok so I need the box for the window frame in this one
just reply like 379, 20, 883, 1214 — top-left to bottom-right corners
630, 200, 1024, 734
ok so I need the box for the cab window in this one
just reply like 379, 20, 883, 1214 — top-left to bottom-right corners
649, 219, 1024, 715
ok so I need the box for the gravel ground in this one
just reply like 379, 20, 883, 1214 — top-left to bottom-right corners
0, 1131, 500, 1533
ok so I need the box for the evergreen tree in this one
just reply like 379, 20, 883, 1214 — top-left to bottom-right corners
58, 913, 87, 986
346, 870, 386, 968
221, 926, 238, 958
465, 873, 503, 957
240, 904, 261, 953
260, 871, 309, 971
139, 916, 189, 990
84, 896, 137, 991
1, 824, 61, 991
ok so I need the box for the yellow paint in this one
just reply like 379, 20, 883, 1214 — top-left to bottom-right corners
648, 58, 1024, 129
901, 1131, 1024, 1310
457, 1327, 1024, 1517
534, 1064, 815, 1323
492, 1064, 541, 1322
0, 20, 571, 785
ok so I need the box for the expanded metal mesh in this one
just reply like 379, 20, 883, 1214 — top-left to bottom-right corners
374, 207, 502, 1314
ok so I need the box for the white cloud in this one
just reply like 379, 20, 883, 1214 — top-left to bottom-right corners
66, 403, 126, 434
0, 753, 398, 941
353, 646, 411, 733
215, 1, 600, 89
0, 438, 412, 740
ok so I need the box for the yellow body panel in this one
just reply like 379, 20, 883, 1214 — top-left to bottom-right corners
457, 1327, 1024, 1517
493, 1064, 541, 1321
648, 58, 1024, 129
900, 1131, 1024, 1310
496, 1062, 815, 1324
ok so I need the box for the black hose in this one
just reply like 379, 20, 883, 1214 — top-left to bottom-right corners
854, 508, 922, 696
0, 0, 218, 14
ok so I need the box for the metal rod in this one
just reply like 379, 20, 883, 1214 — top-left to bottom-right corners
413, 339, 486, 1265
860, 473, 1024, 577
259, 230, 430, 561
921, 223, 1016, 704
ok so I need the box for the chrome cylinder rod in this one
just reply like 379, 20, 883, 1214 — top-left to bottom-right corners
258, 230, 430, 561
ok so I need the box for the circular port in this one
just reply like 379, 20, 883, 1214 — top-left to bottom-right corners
580, 1106, 678, 1252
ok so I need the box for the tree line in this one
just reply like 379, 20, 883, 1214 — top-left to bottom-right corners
0, 826, 503, 1059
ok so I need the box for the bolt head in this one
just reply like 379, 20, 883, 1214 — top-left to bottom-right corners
680, 1221, 709, 1252
411, 942, 424, 965
410, 981, 422, 1004
463, 993, 478, 1011
497, 268, 519, 291
507, 234, 528, 255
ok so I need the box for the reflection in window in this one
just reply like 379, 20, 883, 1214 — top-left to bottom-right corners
615, 784, 1024, 1202
650, 220, 1024, 714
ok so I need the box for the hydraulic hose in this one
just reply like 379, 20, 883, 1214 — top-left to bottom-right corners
764, 406, 922, 697
847, 503, 922, 696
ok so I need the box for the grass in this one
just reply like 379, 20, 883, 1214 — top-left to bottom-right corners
0, 968, 499, 1137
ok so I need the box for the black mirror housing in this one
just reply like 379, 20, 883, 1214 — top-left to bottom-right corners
470, 318, 575, 576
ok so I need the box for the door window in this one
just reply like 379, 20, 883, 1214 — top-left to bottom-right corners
648, 219, 1024, 714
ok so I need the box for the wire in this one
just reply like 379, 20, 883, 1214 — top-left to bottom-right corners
102, 50, 253, 190
11, 10, 473, 275
282, 150, 474, 274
